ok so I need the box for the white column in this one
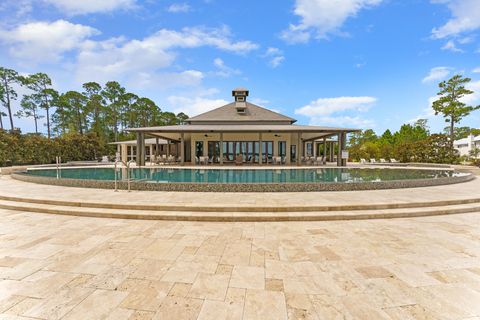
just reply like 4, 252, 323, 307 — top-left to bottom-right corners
180, 133, 185, 165
259, 133, 263, 165
220, 133, 224, 165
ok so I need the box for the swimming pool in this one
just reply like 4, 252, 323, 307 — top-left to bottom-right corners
25, 167, 465, 183
17, 166, 472, 192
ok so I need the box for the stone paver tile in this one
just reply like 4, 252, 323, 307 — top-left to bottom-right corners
3, 297, 41, 316
129, 310, 156, 320
355, 266, 395, 279
161, 261, 216, 283
216, 264, 233, 275
244, 289, 287, 320
62, 289, 128, 320
265, 278, 284, 291
16, 272, 77, 299
129, 259, 171, 281
383, 304, 439, 320
341, 294, 392, 319
230, 266, 265, 290
168, 282, 192, 297
265, 259, 296, 279
152, 297, 203, 320
197, 299, 243, 320
220, 242, 251, 266
0, 257, 26, 268
64, 274, 94, 288
0, 295, 24, 314
104, 307, 135, 320
285, 293, 318, 320
249, 247, 265, 267
23, 287, 94, 320
188, 273, 230, 301
120, 281, 172, 311
310, 294, 351, 319
385, 264, 441, 287
84, 267, 129, 290
225, 287, 245, 304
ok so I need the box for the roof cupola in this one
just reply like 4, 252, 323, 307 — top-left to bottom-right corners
232, 87, 249, 102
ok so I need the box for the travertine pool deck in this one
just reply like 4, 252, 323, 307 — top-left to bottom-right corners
0, 175, 479, 210
0, 208, 480, 319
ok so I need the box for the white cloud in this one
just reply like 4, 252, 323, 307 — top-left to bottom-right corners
126, 70, 204, 91
462, 80, 480, 105
295, 96, 376, 116
472, 67, 480, 73
73, 26, 257, 84
43, 0, 136, 15
431, 0, 480, 39
441, 40, 464, 52
295, 96, 376, 128
422, 66, 451, 83
213, 58, 240, 77
262, 47, 285, 68
281, 0, 383, 43
309, 115, 374, 127
0, 20, 99, 62
167, 3, 191, 13
167, 95, 229, 116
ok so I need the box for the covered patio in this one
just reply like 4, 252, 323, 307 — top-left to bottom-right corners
128, 125, 355, 167
126, 88, 359, 167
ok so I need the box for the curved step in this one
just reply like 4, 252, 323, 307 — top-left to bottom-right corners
1, 199, 479, 221
0, 194, 480, 213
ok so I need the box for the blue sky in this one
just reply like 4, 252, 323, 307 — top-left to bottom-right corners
1, 0, 480, 135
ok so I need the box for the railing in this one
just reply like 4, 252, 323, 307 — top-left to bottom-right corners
114, 159, 136, 192
55, 156, 62, 179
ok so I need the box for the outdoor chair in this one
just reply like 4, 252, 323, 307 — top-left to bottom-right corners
314, 156, 323, 165
390, 158, 399, 163
370, 158, 377, 164
380, 158, 387, 163
360, 158, 367, 164
235, 155, 243, 166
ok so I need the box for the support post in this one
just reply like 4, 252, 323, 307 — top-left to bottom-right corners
341, 132, 347, 167
155, 137, 159, 157
337, 133, 342, 167
136, 132, 145, 167
313, 141, 317, 158
329, 141, 334, 162
323, 138, 327, 164
180, 133, 185, 165
220, 133, 224, 165
296, 132, 301, 166
259, 133, 263, 165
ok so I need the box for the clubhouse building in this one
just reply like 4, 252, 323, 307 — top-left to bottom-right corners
124, 88, 359, 166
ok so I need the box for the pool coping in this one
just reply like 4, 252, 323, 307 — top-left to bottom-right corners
11, 171, 475, 192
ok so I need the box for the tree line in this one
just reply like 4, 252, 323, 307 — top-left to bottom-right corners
349, 74, 479, 164
0, 67, 188, 142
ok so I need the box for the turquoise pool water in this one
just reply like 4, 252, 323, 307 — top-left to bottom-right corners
25, 167, 463, 184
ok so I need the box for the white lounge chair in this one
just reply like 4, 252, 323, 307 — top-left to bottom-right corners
360, 158, 367, 164
380, 158, 387, 163
370, 159, 377, 164
314, 156, 323, 165
390, 158, 399, 163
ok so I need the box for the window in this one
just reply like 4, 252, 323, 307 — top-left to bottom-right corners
195, 141, 203, 157
278, 141, 286, 157
306, 143, 313, 157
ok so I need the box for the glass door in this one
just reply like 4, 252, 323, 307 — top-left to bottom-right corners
290, 145, 296, 162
